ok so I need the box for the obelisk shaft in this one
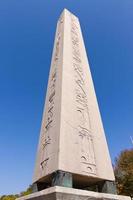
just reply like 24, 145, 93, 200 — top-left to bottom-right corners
33, 9, 115, 186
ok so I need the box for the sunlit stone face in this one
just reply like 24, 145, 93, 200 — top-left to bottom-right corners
33, 9, 115, 184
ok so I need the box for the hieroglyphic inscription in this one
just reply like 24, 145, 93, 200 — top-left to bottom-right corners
40, 16, 63, 170
79, 127, 96, 174
40, 158, 49, 170
70, 14, 97, 175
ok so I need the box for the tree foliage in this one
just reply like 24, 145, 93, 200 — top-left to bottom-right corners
0, 185, 32, 200
114, 148, 133, 197
19, 185, 32, 197
0, 195, 19, 200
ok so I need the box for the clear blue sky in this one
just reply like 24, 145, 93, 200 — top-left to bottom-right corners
0, 0, 133, 195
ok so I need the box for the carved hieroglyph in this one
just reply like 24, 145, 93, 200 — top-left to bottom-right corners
33, 9, 115, 183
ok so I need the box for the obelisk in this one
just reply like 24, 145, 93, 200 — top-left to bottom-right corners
17, 8, 131, 200
33, 8, 116, 192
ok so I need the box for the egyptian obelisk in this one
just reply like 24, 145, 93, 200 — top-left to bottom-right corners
17, 9, 131, 200
33, 8, 115, 190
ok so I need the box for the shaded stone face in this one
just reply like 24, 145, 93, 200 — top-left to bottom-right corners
33, 9, 115, 185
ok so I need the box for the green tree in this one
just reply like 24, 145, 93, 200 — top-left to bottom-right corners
0, 195, 19, 200
20, 185, 32, 197
0, 185, 32, 200
114, 148, 133, 197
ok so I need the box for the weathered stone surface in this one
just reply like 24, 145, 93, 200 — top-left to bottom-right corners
17, 186, 131, 200
33, 8, 115, 185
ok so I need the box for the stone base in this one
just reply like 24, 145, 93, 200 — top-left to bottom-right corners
17, 186, 131, 200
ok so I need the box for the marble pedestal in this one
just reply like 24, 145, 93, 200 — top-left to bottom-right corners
17, 186, 131, 200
